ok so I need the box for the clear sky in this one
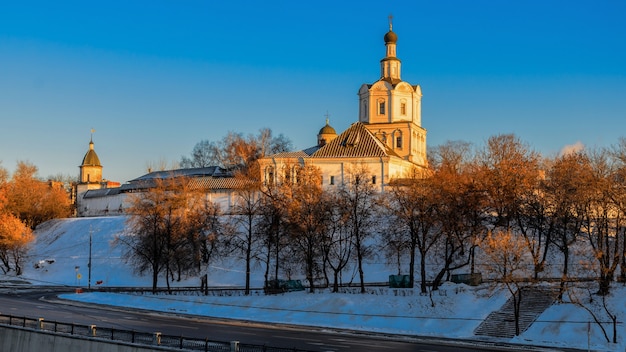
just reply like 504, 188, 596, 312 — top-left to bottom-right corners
1, 1, 625, 183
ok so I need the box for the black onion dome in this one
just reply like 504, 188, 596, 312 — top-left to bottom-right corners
384, 30, 397, 44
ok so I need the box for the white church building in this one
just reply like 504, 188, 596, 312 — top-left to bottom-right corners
258, 21, 427, 190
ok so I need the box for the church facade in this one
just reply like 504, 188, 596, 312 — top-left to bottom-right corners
258, 23, 427, 190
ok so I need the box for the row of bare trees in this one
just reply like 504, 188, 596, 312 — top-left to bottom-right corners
0, 161, 72, 275
399, 135, 626, 299
121, 129, 292, 293
120, 177, 226, 293
123, 132, 626, 302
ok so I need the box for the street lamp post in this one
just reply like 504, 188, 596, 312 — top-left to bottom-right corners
88, 225, 92, 290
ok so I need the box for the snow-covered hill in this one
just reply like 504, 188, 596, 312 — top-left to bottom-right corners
23, 216, 266, 288
3, 216, 625, 351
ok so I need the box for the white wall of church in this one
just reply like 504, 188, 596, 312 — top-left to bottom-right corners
204, 190, 236, 213
308, 158, 412, 192
77, 193, 126, 217
77, 189, 238, 217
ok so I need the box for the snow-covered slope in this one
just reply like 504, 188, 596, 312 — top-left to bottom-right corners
24, 216, 134, 286
5, 217, 626, 351
23, 216, 258, 287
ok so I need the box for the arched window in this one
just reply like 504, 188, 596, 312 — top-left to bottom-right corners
400, 100, 407, 115
266, 166, 275, 184
294, 166, 301, 184
378, 99, 386, 115
283, 165, 291, 183
394, 130, 403, 149
361, 100, 367, 119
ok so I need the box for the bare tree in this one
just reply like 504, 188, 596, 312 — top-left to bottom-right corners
180, 140, 220, 168
0, 212, 33, 275
0, 162, 8, 211
186, 128, 292, 294
322, 190, 354, 292
480, 230, 534, 336
185, 197, 229, 295
428, 141, 486, 290
231, 174, 263, 295
181, 128, 292, 171
5, 161, 72, 228
565, 283, 617, 343
338, 163, 380, 293
514, 157, 554, 280
477, 134, 540, 230
580, 149, 622, 296
257, 181, 289, 290
387, 167, 440, 293
283, 165, 330, 292
145, 158, 178, 173
544, 151, 589, 299
122, 176, 191, 293
609, 137, 626, 283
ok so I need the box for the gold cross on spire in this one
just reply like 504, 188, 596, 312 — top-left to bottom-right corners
388, 14, 393, 31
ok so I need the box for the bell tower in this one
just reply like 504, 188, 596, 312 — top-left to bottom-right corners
357, 17, 427, 166
79, 131, 103, 186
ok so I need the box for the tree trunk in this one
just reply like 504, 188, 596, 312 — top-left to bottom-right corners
273, 232, 280, 283
408, 238, 416, 289
201, 274, 208, 296
165, 266, 171, 294
558, 245, 569, 301
598, 274, 611, 296
152, 263, 159, 294
322, 257, 330, 288
514, 289, 522, 336
245, 233, 252, 296
620, 229, 626, 283
245, 214, 253, 296
431, 267, 447, 291
307, 242, 315, 293
355, 233, 365, 294
470, 246, 476, 275
420, 251, 427, 294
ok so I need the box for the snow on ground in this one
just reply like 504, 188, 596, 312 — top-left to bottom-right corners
3, 216, 625, 351
59, 284, 505, 339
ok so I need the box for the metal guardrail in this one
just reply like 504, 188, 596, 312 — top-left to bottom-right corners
0, 313, 315, 352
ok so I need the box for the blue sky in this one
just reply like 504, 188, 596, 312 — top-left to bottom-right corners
1, 1, 625, 183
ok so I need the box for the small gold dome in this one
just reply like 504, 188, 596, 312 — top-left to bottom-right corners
81, 141, 101, 166
319, 124, 336, 135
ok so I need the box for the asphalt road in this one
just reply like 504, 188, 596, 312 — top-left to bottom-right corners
0, 288, 576, 352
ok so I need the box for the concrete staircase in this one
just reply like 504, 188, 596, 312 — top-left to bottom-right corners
474, 286, 556, 338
